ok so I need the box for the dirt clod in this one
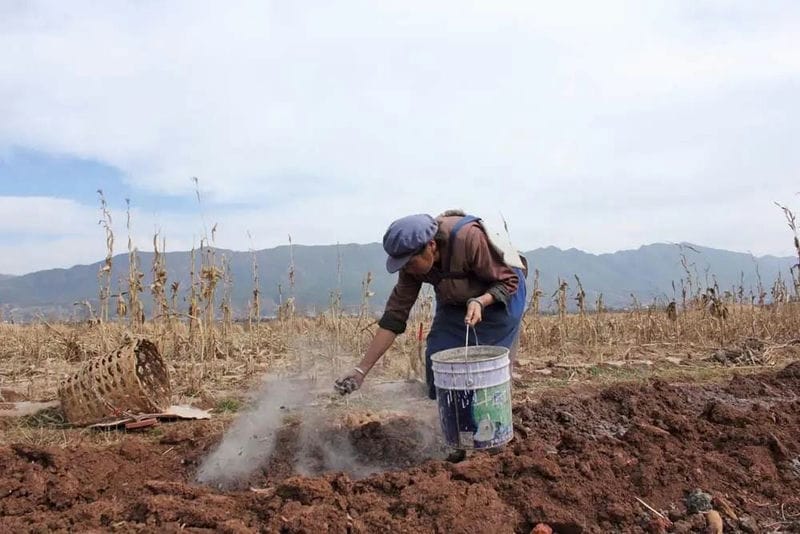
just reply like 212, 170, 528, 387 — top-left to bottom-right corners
712, 494, 738, 521
11, 444, 55, 468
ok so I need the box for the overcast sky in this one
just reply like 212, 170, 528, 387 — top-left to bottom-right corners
1, 1, 798, 275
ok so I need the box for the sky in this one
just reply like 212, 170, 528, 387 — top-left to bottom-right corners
0, 1, 799, 275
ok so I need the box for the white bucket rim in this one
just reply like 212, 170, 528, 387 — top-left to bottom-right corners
430, 345, 509, 364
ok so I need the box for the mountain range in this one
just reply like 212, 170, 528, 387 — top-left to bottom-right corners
0, 242, 796, 321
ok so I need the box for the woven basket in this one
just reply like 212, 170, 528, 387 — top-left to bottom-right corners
58, 337, 171, 426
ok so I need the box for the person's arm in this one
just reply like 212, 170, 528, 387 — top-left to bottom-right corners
377, 270, 423, 334
464, 293, 495, 326
335, 272, 421, 394
464, 225, 519, 306
335, 327, 397, 392
462, 225, 519, 326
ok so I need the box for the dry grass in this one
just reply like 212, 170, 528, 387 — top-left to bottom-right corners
2, 298, 799, 450
520, 300, 800, 361
2, 298, 798, 402
2, 198, 799, 449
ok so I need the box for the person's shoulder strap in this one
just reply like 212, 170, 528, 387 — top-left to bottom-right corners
444, 215, 481, 274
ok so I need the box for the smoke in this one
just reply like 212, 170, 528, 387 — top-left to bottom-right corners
293, 400, 445, 478
195, 377, 312, 487
293, 409, 382, 480
196, 373, 445, 488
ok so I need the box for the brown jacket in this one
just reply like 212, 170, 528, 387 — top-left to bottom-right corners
378, 215, 526, 334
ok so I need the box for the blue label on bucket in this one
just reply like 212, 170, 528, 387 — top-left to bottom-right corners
436, 382, 513, 449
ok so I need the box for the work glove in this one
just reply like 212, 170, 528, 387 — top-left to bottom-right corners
334, 368, 364, 395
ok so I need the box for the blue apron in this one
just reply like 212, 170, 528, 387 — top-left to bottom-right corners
424, 216, 527, 399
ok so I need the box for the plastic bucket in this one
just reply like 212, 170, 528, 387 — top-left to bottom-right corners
431, 345, 513, 450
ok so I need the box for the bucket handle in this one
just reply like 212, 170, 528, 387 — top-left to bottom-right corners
463, 324, 479, 387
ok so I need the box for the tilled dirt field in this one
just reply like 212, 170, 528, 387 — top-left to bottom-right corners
2, 362, 800, 533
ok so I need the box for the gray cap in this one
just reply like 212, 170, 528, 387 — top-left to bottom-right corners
382, 214, 438, 273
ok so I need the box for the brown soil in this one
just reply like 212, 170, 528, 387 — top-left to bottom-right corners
2, 363, 800, 533
223, 413, 449, 490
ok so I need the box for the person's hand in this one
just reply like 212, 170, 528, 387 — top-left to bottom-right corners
465, 298, 483, 326
334, 368, 365, 395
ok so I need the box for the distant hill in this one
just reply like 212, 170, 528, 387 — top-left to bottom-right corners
0, 274, 16, 281
528, 243, 794, 308
0, 242, 795, 321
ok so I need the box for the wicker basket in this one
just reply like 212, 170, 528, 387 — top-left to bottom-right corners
58, 337, 171, 426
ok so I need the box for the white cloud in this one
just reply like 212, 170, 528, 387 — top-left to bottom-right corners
1, 1, 799, 273
0, 196, 96, 235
